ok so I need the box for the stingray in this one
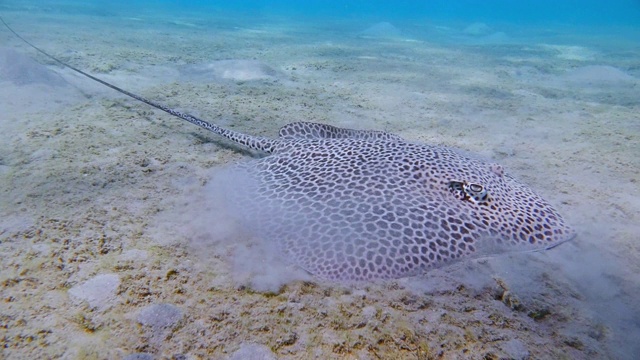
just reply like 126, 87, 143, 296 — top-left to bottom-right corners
359, 22, 403, 39
0, 47, 67, 86
2, 18, 576, 281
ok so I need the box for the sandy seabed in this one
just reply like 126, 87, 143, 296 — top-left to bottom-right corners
1, 4, 639, 360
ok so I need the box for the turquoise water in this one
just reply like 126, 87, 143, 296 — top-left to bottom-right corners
21, 0, 640, 23
6, 0, 640, 24
181, 0, 640, 24
1, 1, 639, 359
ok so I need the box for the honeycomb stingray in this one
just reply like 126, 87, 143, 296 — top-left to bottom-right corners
2, 18, 576, 281
215, 122, 576, 281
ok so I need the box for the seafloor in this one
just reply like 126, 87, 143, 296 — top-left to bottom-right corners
1, 4, 639, 360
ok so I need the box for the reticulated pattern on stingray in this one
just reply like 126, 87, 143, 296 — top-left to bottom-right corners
220, 122, 574, 281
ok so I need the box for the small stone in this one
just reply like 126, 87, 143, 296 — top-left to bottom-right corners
463, 22, 492, 36
123, 353, 154, 360
68, 274, 120, 311
137, 303, 183, 330
360, 22, 402, 38
500, 339, 529, 360
227, 344, 276, 360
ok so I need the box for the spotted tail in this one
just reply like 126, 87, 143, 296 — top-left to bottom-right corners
0, 16, 277, 154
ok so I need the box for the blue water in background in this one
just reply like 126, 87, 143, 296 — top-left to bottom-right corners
176, 0, 640, 25
90, 0, 640, 26
19, 0, 640, 26
8, 0, 636, 51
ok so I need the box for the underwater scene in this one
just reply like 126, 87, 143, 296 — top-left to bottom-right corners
1, 0, 639, 359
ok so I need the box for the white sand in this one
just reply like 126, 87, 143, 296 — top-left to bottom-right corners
1, 7, 639, 360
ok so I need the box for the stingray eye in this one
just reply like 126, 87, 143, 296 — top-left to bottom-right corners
468, 183, 484, 193
449, 180, 490, 205
465, 182, 490, 204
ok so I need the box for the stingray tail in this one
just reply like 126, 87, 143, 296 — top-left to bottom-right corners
0, 16, 276, 154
